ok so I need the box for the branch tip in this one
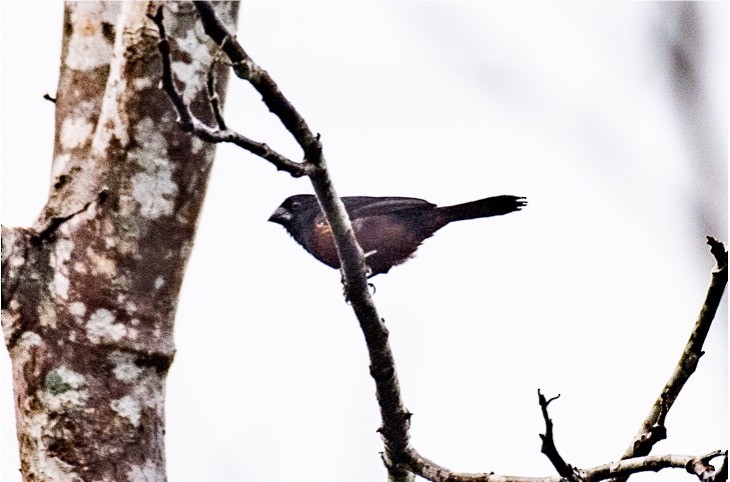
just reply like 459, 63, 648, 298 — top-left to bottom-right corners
706, 236, 728, 270
537, 390, 580, 481
146, 5, 164, 32
538, 389, 561, 408
686, 450, 727, 482
716, 452, 728, 482
616, 238, 728, 480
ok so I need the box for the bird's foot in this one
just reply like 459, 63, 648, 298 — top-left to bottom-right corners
340, 266, 377, 302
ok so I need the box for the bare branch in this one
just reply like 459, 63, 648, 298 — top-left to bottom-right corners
538, 391, 582, 481
620, 237, 728, 463
187, 2, 413, 467
147, 7, 191, 124
383, 451, 416, 482
708, 236, 729, 270
206, 55, 227, 130
405, 449, 726, 482
594, 451, 726, 482
158, 4, 728, 481
146, 6, 307, 177
192, 1, 321, 160
685, 451, 728, 482
716, 452, 728, 482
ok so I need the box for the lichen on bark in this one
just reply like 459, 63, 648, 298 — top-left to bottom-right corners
2, 2, 240, 480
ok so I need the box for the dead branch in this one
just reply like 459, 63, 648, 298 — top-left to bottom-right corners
616, 237, 728, 470
152, 2, 412, 469
146, 6, 305, 177
538, 391, 582, 482
404, 449, 727, 482
151, 3, 727, 481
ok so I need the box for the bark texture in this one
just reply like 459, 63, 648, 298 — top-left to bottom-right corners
1, 2, 239, 480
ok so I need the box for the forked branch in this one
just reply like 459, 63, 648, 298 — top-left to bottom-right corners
150, 4, 727, 481
147, 6, 307, 177
538, 391, 582, 482
149, 1, 411, 471
614, 236, 728, 481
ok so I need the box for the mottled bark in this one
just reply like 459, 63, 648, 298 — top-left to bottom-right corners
1, 2, 239, 480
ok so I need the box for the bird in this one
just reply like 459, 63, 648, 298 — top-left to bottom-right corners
268, 194, 526, 277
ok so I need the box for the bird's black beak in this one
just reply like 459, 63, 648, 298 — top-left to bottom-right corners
268, 206, 292, 225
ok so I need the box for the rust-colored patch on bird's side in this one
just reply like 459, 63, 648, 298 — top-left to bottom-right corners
310, 219, 340, 268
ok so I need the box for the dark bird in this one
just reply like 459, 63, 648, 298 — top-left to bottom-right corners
268, 194, 526, 276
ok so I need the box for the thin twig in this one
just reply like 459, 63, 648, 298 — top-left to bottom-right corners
206, 54, 227, 130
538, 390, 582, 481
192, 1, 321, 161
146, 6, 307, 177
716, 452, 728, 482
191, 0, 413, 467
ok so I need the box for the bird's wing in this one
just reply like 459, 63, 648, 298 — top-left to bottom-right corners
342, 197, 435, 219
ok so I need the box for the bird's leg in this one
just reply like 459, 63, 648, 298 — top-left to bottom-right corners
341, 250, 378, 301
362, 261, 377, 294
363, 249, 377, 279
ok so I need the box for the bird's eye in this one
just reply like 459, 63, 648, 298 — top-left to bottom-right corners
291, 201, 302, 210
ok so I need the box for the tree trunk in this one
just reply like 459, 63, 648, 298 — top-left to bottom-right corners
1, 2, 239, 479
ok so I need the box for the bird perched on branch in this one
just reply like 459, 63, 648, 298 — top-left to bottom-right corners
268, 194, 526, 277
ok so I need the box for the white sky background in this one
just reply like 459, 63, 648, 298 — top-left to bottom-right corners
1, 2, 727, 482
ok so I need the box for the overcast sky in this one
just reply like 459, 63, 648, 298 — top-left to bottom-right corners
1, 2, 727, 481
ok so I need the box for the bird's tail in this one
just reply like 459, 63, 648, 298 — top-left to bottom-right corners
436, 195, 527, 222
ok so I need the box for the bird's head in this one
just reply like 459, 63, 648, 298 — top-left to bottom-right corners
268, 194, 320, 228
